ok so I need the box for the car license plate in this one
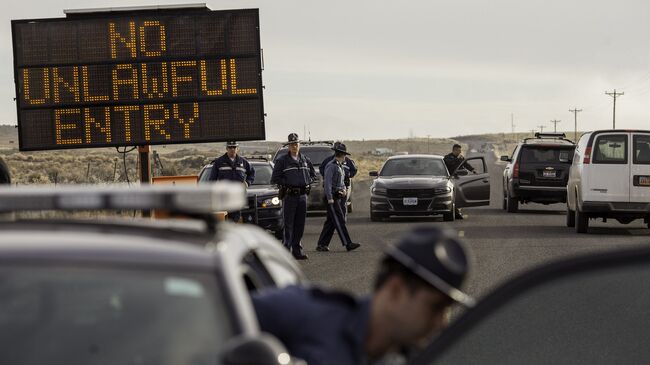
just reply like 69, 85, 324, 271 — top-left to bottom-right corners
543, 170, 556, 178
403, 197, 418, 206
639, 176, 650, 186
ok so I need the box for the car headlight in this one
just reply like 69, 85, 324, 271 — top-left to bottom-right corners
372, 187, 387, 196
433, 186, 452, 194
261, 196, 281, 208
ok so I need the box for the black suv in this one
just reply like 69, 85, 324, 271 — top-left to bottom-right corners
199, 156, 283, 239
501, 133, 576, 212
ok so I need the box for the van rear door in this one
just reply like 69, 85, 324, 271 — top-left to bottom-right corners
631, 132, 650, 203
584, 133, 630, 202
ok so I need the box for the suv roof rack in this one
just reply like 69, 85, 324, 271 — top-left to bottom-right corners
523, 132, 574, 145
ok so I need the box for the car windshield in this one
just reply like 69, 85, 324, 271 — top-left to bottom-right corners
275, 147, 334, 166
251, 164, 273, 185
380, 158, 448, 176
198, 166, 212, 182
520, 146, 575, 164
0, 266, 231, 365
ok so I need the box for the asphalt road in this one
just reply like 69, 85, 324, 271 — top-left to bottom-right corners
298, 142, 650, 300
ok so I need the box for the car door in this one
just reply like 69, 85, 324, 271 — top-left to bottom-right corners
454, 156, 490, 208
408, 246, 650, 365
631, 132, 650, 203
583, 132, 630, 202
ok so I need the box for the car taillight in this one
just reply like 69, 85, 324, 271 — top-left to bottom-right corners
583, 146, 592, 164
513, 162, 519, 178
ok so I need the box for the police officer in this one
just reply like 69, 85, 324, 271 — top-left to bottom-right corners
443, 144, 476, 220
316, 143, 360, 252
252, 226, 474, 365
319, 141, 357, 217
271, 133, 315, 260
208, 141, 255, 222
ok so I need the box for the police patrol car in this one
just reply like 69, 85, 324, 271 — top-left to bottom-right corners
0, 183, 305, 365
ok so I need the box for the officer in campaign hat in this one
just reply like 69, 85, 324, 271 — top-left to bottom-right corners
319, 141, 357, 217
316, 142, 360, 252
208, 141, 255, 222
271, 133, 316, 260
252, 225, 473, 365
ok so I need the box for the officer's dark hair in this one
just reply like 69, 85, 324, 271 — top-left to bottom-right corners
373, 256, 434, 294
452, 144, 462, 150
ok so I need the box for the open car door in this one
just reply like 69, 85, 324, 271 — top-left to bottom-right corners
408, 246, 650, 365
453, 156, 490, 208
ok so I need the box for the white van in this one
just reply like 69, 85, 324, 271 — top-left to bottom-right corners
567, 130, 650, 233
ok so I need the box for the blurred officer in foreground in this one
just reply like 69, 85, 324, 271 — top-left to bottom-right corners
443, 144, 476, 220
316, 143, 360, 252
252, 226, 474, 365
0, 157, 10, 184
319, 141, 357, 216
208, 141, 255, 222
271, 133, 316, 260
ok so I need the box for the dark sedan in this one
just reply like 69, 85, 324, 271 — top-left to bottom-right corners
199, 159, 283, 238
369, 154, 491, 221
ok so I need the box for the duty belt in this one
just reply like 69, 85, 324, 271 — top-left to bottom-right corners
286, 186, 309, 195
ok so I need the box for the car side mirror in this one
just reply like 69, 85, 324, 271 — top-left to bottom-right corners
369, 171, 378, 177
500, 156, 511, 162
221, 333, 304, 365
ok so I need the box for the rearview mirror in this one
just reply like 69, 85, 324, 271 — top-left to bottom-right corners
221, 333, 304, 365
369, 171, 378, 177
500, 155, 511, 162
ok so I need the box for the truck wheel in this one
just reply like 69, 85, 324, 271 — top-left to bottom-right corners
502, 189, 507, 210
506, 191, 519, 213
566, 205, 575, 227
575, 209, 589, 233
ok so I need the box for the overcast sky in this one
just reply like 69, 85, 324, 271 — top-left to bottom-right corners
3, 0, 650, 140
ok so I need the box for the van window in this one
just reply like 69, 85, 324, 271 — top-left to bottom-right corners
633, 135, 650, 165
593, 135, 628, 164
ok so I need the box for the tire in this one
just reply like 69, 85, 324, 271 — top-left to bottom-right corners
506, 191, 519, 213
566, 205, 575, 227
443, 208, 455, 222
347, 201, 353, 213
370, 210, 383, 222
502, 189, 507, 210
575, 209, 589, 233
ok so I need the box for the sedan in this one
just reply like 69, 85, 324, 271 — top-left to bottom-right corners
369, 155, 490, 221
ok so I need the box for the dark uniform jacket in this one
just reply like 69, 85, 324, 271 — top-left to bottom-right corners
443, 153, 474, 174
319, 155, 357, 186
271, 153, 316, 188
208, 154, 255, 186
252, 285, 370, 365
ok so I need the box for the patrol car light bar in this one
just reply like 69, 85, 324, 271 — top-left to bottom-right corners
0, 183, 245, 213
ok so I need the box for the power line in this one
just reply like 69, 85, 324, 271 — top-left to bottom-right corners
605, 89, 624, 129
569, 108, 582, 142
550, 119, 561, 133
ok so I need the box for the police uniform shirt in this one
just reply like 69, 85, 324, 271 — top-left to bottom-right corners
252, 285, 370, 365
324, 159, 346, 201
443, 153, 474, 173
271, 152, 316, 188
208, 154, 255, 186
319, 155, 357, 183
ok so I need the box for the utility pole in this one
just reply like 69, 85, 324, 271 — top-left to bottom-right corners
537, 125, 545, 133
550, 119, 561, 133
569, 108, 582, 142
530, 129, 536, 136
511, 113, 515, 135
605, 89, 624, 129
